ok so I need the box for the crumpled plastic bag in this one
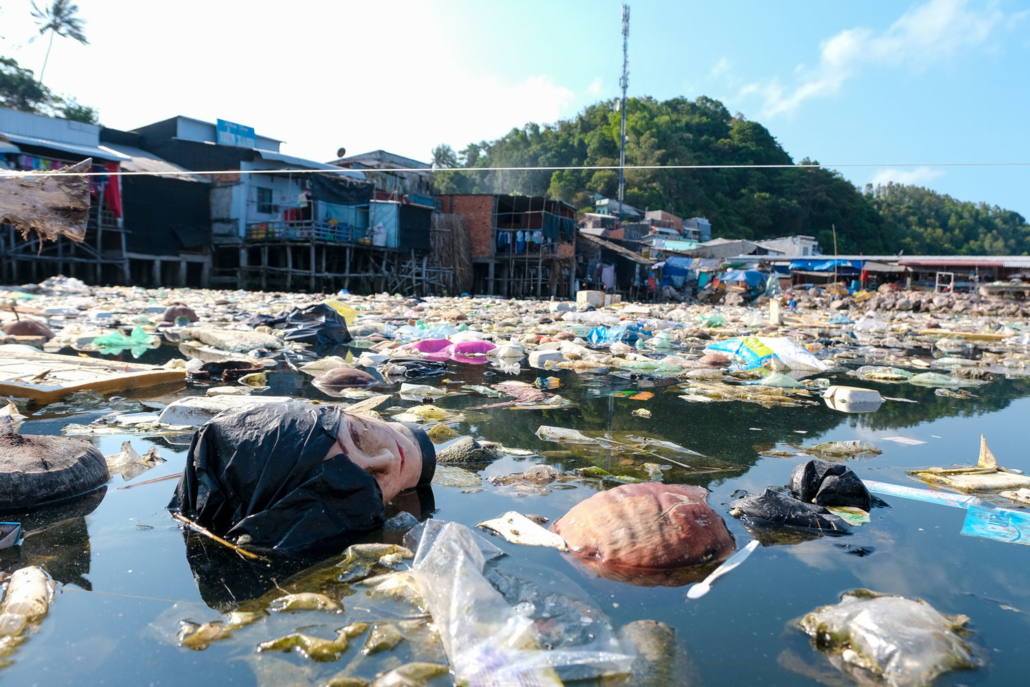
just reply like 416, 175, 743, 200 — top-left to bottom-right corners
406, 520, 631, 686
757, 337, 830, 372
730, 489, 849, 536
789, 459, 871, 511
281, 303, 352, 347
705, 337, 774, 370
794, 590, 978, 687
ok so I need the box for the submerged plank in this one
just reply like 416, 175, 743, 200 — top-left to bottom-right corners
0, 349, 185, 403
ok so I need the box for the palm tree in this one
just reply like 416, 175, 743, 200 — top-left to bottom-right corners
31, 0, 88, 84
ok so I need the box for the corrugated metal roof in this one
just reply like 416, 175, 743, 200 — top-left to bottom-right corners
99, 143, 209, 183
2, 131, 129, 162
578, 232, 653, 265
899, 256, 1030, 268
725, 254, 1030, 269
256, 150, 365, 178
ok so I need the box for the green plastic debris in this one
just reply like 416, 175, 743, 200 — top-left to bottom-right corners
92, 326, 160, 358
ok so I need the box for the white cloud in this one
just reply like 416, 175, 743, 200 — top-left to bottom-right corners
587, 77, 604, 96
739, 0, 1009, 118
709, 57, 731, 79
870, 166, 945, 187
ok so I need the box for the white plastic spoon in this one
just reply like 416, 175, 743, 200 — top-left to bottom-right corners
686, 539, 760, 600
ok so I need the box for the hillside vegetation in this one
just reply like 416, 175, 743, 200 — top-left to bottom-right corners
433, 96, 1029, 256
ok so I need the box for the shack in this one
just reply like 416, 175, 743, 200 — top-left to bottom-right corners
0, 108, 130, 285
437, 194, 577, 297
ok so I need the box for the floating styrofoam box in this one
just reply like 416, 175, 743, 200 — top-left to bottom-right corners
823, 385, 883, 413
528, 350, 565, 368
576, 291, 605, 308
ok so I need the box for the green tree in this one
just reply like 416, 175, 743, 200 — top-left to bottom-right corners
57, 97, 97, 124
31, 0, 88, 84
0, 56, 53, 112
430, 143, 458, 169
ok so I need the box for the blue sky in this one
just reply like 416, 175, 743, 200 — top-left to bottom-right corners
2, 0, 1028, 217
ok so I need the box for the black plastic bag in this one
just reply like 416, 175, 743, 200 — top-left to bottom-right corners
168, 401, 384, 557
729, 489, 849, 535
282, 303, 352, 347
789, 459, 871, 511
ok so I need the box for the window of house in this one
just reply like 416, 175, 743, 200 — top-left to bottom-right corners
256, 187, 274, 214
803, 247, 810, 255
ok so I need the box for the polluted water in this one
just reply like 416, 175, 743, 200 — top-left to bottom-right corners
1, 282, 1030, 686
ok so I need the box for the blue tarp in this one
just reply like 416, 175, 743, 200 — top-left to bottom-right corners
789, 259, 865, 272
721, 270, 767, 288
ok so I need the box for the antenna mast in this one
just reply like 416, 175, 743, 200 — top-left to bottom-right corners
617, 3, 630, 221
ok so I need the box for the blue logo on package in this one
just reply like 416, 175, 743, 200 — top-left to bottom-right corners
960, 505, 1030, 546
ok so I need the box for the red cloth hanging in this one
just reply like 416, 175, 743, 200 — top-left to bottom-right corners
104, 162, 123, 218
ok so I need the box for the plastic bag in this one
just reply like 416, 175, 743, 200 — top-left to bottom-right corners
795, 590, 977, 687
93, 326, 160, 357
757, 337, 830, 372
281, 303, 352, 347
705, 336, 774, 370
407, 521, 631, 686
789, 459, 871, 511
588, 325, 640, 347
698, 313, 725, 328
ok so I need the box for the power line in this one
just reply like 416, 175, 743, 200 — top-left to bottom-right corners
2, 161, 1029, 178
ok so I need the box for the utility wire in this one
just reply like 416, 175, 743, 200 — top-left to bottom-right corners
1, 161, 1029, 178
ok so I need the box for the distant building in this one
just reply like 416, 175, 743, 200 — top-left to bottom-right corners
688, 238, 784, 260
755, 235, 821, 257
681, 217, 712, 242
329, 149, 435, 205
437, 194, 577, 297
595, 198, 643, 221
100, 127, 212, 287
643, 209, 681, 231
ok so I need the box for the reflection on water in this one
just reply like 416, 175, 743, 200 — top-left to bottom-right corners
2, 356, 1030, 686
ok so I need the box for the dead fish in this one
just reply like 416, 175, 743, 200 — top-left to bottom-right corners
0, 567, 52, 622
367, 663, 449, 687
361, 621, 405, 655
809, 441, 882, 458
268, 592, 343, 613
336, 544, 413, 583
257, 631, 350, 662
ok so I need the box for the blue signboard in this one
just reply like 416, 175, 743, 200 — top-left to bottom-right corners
216, 119, 256, 148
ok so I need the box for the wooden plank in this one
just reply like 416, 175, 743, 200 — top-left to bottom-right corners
917, 330, 1016, 341
0, 350, 186, 404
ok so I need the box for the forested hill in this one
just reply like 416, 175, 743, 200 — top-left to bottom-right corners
433, 96, 1030, 256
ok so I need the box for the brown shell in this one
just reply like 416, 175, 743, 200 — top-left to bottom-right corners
699, 352, 731, 368
553, 483, 735, 571
314, 367, 377, 388
1, 319, 55, 340
162, 305, 199, 322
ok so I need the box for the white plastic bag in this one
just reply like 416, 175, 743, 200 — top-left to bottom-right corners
407, 521, 631, 686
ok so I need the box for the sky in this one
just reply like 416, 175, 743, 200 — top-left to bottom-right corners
2, 0, 1028, 217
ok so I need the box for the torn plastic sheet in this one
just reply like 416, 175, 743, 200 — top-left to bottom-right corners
406, 520, 631, 686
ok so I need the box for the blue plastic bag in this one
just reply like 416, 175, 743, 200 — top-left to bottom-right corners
705, 336, 775, 370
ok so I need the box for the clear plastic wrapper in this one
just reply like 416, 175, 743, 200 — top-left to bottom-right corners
406, 520, 631, 686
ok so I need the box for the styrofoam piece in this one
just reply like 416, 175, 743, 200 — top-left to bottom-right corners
157, 396, 295, 427
823, 385, 883, 413
528, 350, 565, 368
